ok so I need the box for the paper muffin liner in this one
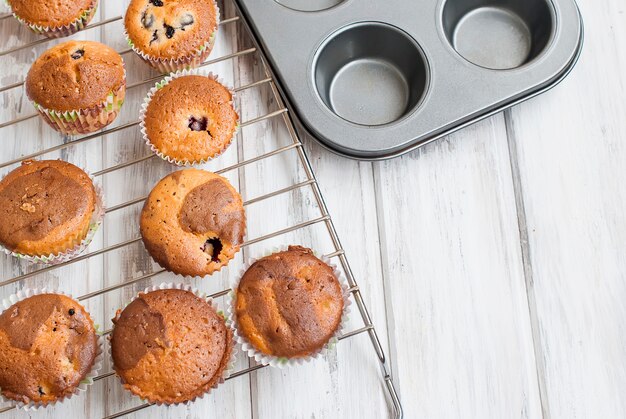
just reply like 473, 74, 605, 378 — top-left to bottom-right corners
109, 282, 237, 406
0, 169, 105, 265
31, 74, 126, 136
6, 0, 98, 38
227, 246, 352, 369
125, 0, 220, 73
0, 288, 104, 410
139, 68, 240, 166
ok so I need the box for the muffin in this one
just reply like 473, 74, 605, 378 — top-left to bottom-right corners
233, 246, 345, 362
0, 159, 100, 260
110, 287, 233, 404
7, 0, 98, 38
125, 0, 220, 72
25, 40, 126, 136
0, 293, 99, 406
140, 169, 245, 277
141, 73, 239, 165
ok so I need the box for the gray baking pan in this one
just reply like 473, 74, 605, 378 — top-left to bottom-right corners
233, 0, 583, 160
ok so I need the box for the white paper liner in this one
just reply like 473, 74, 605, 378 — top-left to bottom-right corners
227, 246, 352, 369
109, 282, 237, 406
0, 288, 104, 410
125, 0, 220, 73
6, 0, 98, 38
32, 72, 126, 136
139, 68, 240, 166
0, 167, 106, 265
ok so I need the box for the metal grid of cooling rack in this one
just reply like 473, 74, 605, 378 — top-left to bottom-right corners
0, 1, 402, 417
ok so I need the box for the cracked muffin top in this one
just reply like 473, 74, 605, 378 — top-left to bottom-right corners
0, 293, 98, 405
0, 159, 97, 257
234, 246, 344, 359
140, 169, 245, 277
8, 0, 95, 28
125, 0, 219, 60
25, 40, 125, 112
143, 75, 239, 164
110, 288, 232, 404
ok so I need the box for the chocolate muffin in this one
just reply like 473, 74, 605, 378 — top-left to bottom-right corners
234, 246, 344, 359
142, 74, 239, 165
140, 169, 245, 277
0, 293, 98, 405
7, 0, 98, 38
125, 0, 219, 72
110, 288, 232, 404
26, 40, 126, 135
0, 160, 98, 258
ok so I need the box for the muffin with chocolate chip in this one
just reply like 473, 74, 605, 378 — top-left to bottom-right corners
110, 288, 232, 404
26, 40, 126, 135
140, 169, 245, 277
0, 159, 100, 260
125, 0, 219, 72
141, 74, 238, 165
7, 0, 98, 38
234, 246, 345, 362
0, 293, 99, 406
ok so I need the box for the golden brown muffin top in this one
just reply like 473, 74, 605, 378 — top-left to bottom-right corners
235, 246, 344, 358
0, 294, 98, 405
26, 40, 125, 112
144, 75, 238, 163
0, 160, 96, 256
125, 0, 218, 60
110, 288, 232, 404
140, 169, 245, 277
9, 0, 94, 27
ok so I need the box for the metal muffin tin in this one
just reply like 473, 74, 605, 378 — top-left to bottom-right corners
234, 0, 583, 159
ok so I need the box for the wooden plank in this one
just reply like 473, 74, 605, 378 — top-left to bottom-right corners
374, 115, 542, 418
505, 0, 626, 417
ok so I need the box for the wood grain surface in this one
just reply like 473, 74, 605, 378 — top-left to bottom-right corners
0, 0, 624, 418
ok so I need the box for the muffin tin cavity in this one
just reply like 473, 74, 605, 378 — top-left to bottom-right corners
313, 22, 429, 126
274, 0, 345, 12
442, 0, 555, 70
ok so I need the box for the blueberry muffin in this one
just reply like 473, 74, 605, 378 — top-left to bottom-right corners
234, 246, 344, 359
0, 293, 99, 405
110, 288, 232, 404
25, 40, 126, 135
125, 0, 219, 72
140, 169, 245, 277
142, 74, 238, 164
7, 0, 98, 38
0, 160, 99, 258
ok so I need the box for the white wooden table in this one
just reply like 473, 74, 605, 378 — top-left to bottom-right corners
1, 0, 625, 418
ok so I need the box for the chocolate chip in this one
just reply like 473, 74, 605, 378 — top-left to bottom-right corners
71, 49, 84, 60
38, 387, 45, 395
141, 11, 154, 29
164, 23, 175, 39
188, 116, 208, 131
150, 29, 158, 45
180, 13, 194, 28
68, 309, 75, 316
149, 0, 163, 6
202, 237, 223, 262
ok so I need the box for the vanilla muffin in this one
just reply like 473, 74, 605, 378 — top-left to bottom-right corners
0, 160, 99, 258
234, 246, 344, 360
142, 74, 238, 164
140, 169, 245, 277
26, 40, 126, 135
0, 293, 98, 405
125, 0, 219, 72
7, 0, 98, 38
110, 288, 232, 404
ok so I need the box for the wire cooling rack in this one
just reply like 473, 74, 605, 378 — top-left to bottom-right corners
0, 0, 402, 417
